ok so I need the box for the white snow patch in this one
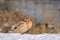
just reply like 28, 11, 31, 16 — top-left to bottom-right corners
0, 33, 60, 40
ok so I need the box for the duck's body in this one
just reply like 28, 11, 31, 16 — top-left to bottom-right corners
9, 16, 32, 34
13, 21, 32, 33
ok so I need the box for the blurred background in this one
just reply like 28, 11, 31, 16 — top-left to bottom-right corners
0, 0, 60, 23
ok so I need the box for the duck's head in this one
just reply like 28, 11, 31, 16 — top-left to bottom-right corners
24, 16, 31, 22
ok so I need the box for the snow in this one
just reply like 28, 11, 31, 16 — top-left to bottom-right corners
0, 33, 60, 40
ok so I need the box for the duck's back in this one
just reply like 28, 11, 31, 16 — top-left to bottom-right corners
13, 21, 28, 33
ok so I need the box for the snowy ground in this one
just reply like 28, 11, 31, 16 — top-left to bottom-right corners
0, 33, 60, 40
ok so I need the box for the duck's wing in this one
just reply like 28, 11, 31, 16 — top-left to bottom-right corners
12, 21, 27, 33
17, 21, 27, 27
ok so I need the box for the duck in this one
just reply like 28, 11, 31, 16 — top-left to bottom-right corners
9, 16, 32, 34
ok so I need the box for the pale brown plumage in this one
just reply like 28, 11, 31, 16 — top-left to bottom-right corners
9, 16, 32, 34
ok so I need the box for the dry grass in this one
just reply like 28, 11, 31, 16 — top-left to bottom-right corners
26, 23, 60, 34
0, 10, 22, 33
0, 10, 60, 34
